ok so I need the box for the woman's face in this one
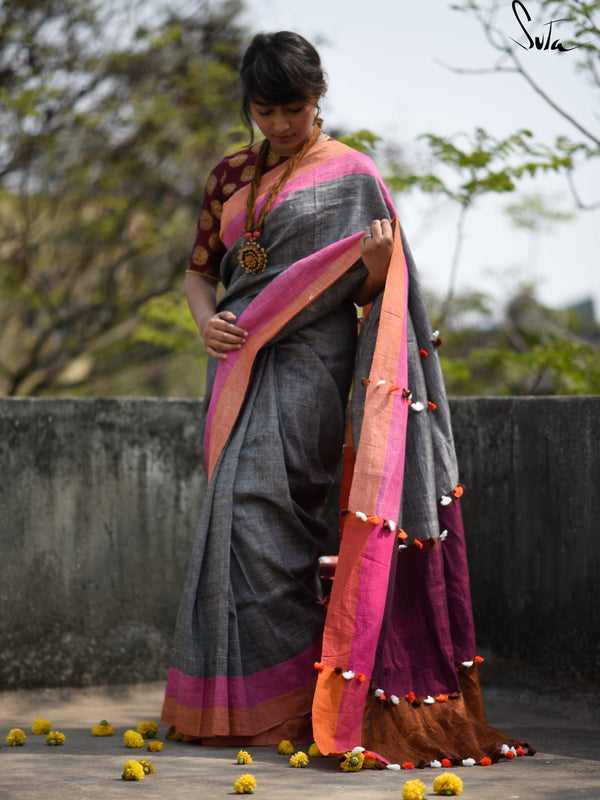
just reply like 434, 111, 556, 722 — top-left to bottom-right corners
249, 98, 318, 156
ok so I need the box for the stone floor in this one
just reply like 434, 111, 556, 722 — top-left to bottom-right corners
0, 681, 599, 799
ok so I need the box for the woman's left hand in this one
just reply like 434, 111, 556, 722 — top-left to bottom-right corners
353, 219, 394, 305
360, 219, 394, 283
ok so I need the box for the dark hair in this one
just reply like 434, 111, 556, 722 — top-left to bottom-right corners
240, 31, 327, 140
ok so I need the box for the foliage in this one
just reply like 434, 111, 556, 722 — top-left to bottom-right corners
0, 0, 247, 396
434, 287, 600, 395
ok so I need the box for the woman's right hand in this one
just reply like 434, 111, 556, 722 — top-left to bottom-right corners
202, 310, 248, 360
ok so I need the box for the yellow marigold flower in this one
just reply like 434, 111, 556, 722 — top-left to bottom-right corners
233, 773, 257, 794
6, 728, 26, 747
137, 720, 159, 739
289, 751, 309, 768
91, 720, 114, 736
138, 758, 156, 774
147, 740, 163, 752
166, 725, 182, 741
277, 739, 295, 755
340, 751, 365, 772
32, 718, 52, 735
121, 759, 145, 781
403, 778, 428, 800
123, 729, 145, 748
237, 749, 253, 764
433, 772, 464, 796
46, 730, 66, 746
308, 742, 323, 758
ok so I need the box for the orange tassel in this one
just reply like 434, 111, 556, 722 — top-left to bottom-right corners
427, 401, 437, 410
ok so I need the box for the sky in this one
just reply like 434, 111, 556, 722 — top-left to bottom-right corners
239, 0, 599, 320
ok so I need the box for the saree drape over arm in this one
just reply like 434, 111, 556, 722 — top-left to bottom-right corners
162, 138, 534, 765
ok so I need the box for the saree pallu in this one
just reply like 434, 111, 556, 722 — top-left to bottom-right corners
162, 138, 534, 763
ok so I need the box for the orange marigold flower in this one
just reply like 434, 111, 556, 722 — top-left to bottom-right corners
419, 349, 429, 358
434, 694, 448, 702
314, 661, 325, 672
516, 746, 525, 756
405, 692, 415, 702
453, 485, 464, 498
397, 529, 408, 540
505, 750, 515, 759
474, 656, 484, 664
414, 539, 423, 549
427, 401, 437, 410
401, 761, 415, 769
441, 758, 452, 768
479, 757, 492, 766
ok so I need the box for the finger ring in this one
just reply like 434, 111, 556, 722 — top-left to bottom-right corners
363, 233, 373, 240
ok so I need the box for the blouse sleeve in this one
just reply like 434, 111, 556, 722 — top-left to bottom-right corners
186, 163, 227, 281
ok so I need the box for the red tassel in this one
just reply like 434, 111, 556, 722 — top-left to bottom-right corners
419, 348, 428, 358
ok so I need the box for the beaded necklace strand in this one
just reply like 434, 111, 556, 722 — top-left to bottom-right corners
237, 119, 323, 275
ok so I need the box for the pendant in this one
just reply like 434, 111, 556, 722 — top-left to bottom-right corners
238, 237, 267, 275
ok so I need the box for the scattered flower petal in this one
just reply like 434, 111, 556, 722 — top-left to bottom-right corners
91, 720, 114, 736
147, 740, 163, 752
342, 670, 355, 680
402, 778, 428, 800
340, 751, 364, 771
46, 731, 65, 746
290, 751, 309, 768
121, 760, 145, 781
32, 718, 52, 735
137, 721, 158, 739
123, 730, 144, 748
233, 773, 257, 794
5, 729, 26, 747
433, 772, 463, 795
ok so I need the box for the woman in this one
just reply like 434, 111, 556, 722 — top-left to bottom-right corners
162, 31, 533, 767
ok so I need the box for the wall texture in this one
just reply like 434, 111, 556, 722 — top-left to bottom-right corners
1, 396, 598, 690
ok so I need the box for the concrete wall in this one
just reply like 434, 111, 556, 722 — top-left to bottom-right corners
1, 396, 598, 690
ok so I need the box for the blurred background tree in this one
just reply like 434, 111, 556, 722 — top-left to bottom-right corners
0, 0, 246, 396
1, 0, 598, 398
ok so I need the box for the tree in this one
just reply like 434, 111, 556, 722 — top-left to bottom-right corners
0, 0, 247, 396
450, 0, 600, 210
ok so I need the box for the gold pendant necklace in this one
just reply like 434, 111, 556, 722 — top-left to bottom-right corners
237, 120, 322, 275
